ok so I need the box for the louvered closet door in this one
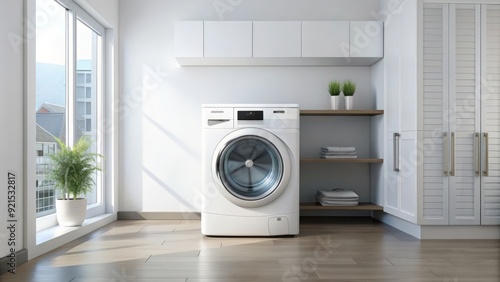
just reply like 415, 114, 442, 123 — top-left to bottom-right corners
481, 5, 500, 225
448, 4, 481, 225
421, 3, 449, 224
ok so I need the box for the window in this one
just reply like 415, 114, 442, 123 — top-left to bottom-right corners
35, 0, 105, 220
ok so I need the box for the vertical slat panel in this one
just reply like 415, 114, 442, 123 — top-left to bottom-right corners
481, 5, 500, 225
421, 3, 448, 224
449, 4, 481, 225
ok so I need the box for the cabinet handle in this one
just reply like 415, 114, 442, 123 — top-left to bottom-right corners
393, 133, 400, 172
483, 132, 489, 176
450, 132, 455, 176
474, 133, 480, 176
443, 132, 448, 176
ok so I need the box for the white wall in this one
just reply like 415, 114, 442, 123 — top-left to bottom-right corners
119, 0, 383, 213
0, 0, 25, 259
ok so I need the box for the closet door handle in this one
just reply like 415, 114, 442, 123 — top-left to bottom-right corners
443, 132, 448, 176
474, 133, 480, 176
450, 132, 455, 176
483, 132, 489, 176
393, 133, 400, 172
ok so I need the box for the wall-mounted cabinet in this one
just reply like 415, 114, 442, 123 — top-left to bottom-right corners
253, 21, 301, 57
204, 21, 252, 57
302, 21, 350, 57
174, 21, 203, 57
349, 21, 384, 58
174, 21, 383, 66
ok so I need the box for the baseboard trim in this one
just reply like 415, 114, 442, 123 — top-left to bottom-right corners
117, 211, 201, 220
420, 225, 500, 239
0, 249, 28, 275
373, 211, 421, 239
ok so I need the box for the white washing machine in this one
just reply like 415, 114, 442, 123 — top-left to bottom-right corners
201, 104, 300, 236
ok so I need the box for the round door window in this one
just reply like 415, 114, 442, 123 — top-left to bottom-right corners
217, 135, 284, 201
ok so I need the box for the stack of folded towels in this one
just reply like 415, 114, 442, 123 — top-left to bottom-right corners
320, 146, 357, 159
316, 189, 359, 206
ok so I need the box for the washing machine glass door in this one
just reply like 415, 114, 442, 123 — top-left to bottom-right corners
216, 130, 290, 207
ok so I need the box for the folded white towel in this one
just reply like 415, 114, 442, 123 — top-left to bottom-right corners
321, 152, 357, 156
316, 196, 359, 206
321, 155, 357, 159
321, 146, 356, 152
317, 189, 359, 199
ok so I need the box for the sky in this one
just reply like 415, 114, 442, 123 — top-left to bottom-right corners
36, 0, 95, 66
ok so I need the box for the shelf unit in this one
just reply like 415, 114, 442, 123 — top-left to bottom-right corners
299, 109, 384, 211
300, 202, 383, 211
301, 158, 383, 163
300, 109, 384, 116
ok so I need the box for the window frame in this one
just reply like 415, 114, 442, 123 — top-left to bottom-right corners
34, 0, 106, 229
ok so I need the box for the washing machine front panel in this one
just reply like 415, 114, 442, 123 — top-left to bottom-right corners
212, 128, 292, 208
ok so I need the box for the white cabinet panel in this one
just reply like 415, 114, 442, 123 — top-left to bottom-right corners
253, 21, 301, 57
350, 21, 383, 58
301, 21, 349, 57
174, 21, 203, 57
421, 3, 449, 225
204, 21, 252, 57
481, 4, 500, 225
384, 132, 418, 223
448, 4, 481, 225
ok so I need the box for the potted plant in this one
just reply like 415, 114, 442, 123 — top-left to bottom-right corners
342, 80, 356, 110
328, 80, 342, 110
48, 136, 102, 227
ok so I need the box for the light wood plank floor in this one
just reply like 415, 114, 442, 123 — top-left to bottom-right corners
1, 217, 499, 282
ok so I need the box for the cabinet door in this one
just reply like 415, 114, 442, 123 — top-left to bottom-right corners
400, 134, 418, 223
253, 21, 301, 57
350, 21, 383, 58
204, 21, 252, 57
448, 4, 481, 225
420, 3, 449, 225
480, 4, 500, 225
301, 21, 349, 57
384, 132, 418, 223
174, 21, 203, 57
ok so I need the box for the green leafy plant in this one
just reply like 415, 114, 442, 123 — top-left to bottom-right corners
48, 136, 102, 200
342, 80, 356, 96
328, 80, 342, 96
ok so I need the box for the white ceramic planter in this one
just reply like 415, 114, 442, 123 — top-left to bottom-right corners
56, 198, 87, 227
330, 96, 340, 110
345, 96, 354, 110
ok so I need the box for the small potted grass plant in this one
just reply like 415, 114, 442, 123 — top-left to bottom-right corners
48, 136, 102, 227
342, 80, 356, 110
328, 80, 342, 110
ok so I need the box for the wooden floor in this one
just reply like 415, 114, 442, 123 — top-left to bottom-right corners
1, 217, 499, 282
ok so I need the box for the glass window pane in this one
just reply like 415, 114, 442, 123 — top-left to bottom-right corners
86, 102, 91, 115
77, 19, 101, 206
76, 101, 85, 115
77, 86, 85, 98
77, 73, 85, 84
35, 0, 67, 217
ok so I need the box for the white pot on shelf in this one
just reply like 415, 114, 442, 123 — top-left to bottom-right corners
345, 96, 354, 110
330, 96, 340, 110
56, 198, 87, 227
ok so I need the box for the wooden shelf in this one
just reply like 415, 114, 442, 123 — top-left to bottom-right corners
300, 110, 384, 116
301, 158, 383, 163
300, 202, 383, 211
